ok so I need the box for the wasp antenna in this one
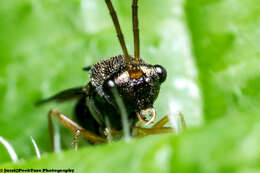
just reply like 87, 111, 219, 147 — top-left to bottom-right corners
104, 0, 131, 69
129, 0, 143, 79
132, 0, 140, 66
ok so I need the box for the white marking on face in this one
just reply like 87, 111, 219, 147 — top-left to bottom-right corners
115, 71, 130, 85
115, 66, 156, 85
140, 66, 156, 77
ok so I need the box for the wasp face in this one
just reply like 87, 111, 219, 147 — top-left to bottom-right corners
103, 64, 167, 123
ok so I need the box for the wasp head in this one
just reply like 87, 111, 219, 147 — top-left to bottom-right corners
103, 63, 167, 124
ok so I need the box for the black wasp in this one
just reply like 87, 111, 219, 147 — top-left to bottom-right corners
38, 0, 185, 150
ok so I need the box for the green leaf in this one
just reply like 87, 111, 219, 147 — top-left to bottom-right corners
2, 111, 260, 173
185, 0, 260, 121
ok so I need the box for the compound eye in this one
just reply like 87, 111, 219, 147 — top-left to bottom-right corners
154, 65, 167, 83
103, 80, 116, 92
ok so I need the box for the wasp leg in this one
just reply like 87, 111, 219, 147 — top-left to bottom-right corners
152, 113, 186, 129
132, 127, 174, 137
48, 109, 106, 151
152, 116, 169, 128
133, 113, 187, 137
104, 128, 123, 140
179, 112, 187, 130
73, 130, 80, 151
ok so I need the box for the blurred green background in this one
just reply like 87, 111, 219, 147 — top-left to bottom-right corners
0, 0, 260, 172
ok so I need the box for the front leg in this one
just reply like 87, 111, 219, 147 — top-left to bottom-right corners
133, 113, 187, 137
153, 113, 186, 129
132, 126, 174, 137
48, 109, 106, 151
